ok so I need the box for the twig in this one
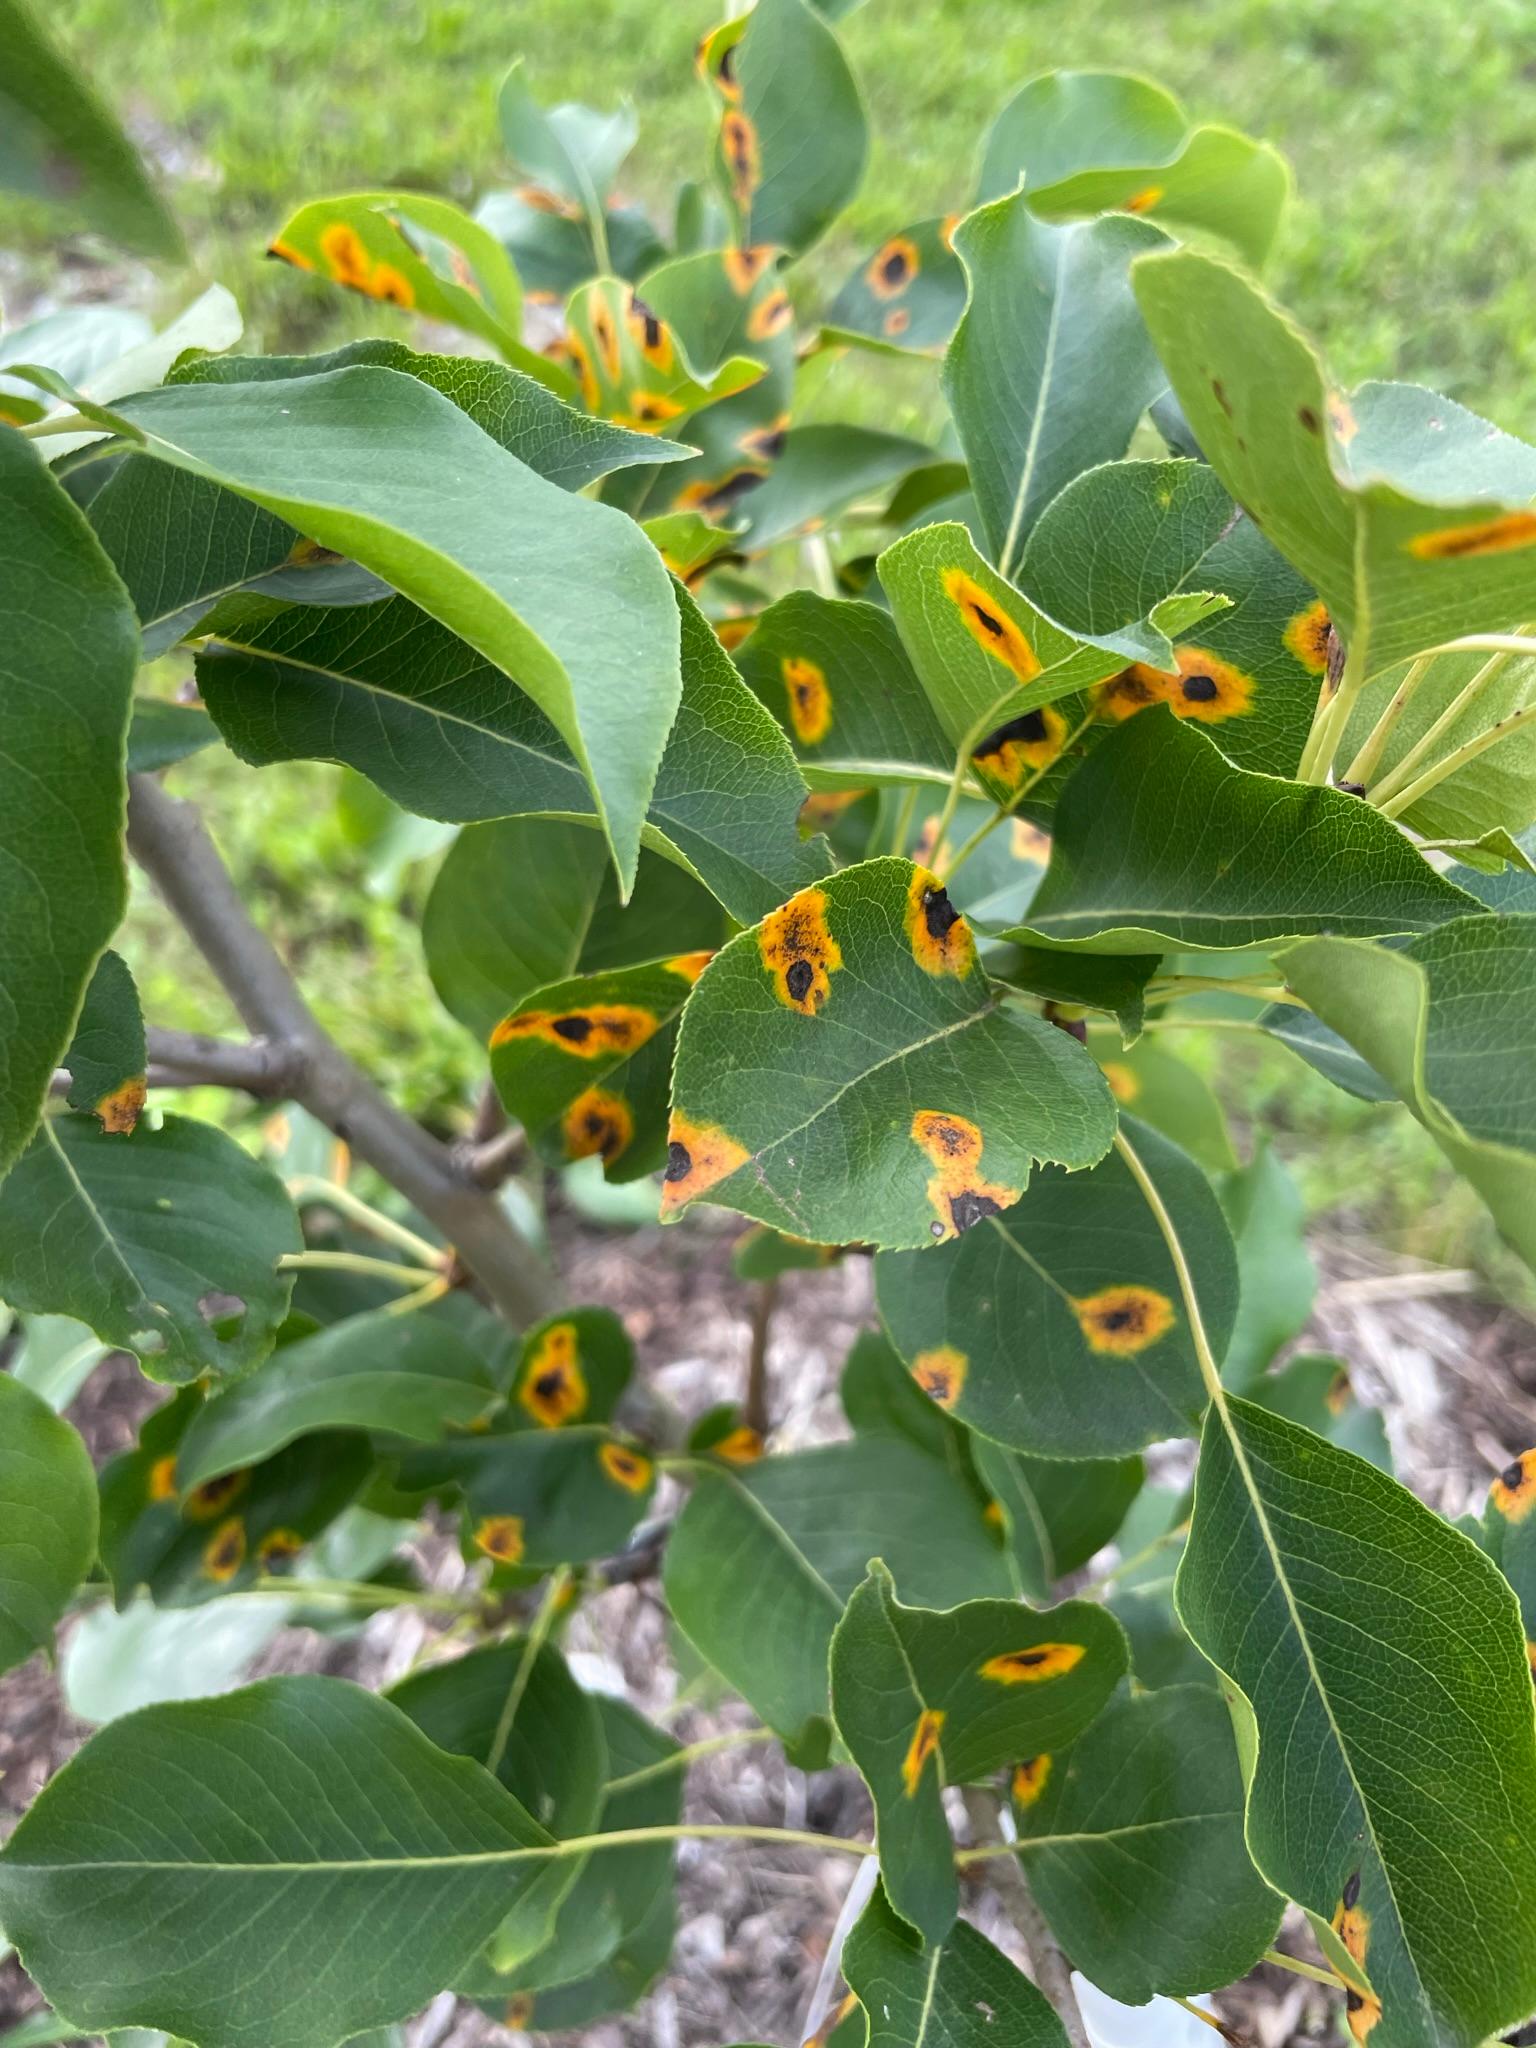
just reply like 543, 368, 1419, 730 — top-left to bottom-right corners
961, 1789, 1092, 2048
126, 774, 555, 1327
744, 1275, 777, 1436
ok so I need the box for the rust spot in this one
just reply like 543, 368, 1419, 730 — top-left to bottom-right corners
911, 1345, 967, 1409
1124, 183, 1165, 213
369, 263, 414, 308
866, 235, 920, 299
257, 1527, 304, 1569
781, 655, 833, 743
1344, 1989, 1382, 2042
1408, 510, 1536, 560
676, 467, 768, 517
563, 1086, 634, 1167
1011, 819, 1052, 863
740, 413, 790, 462
941, 566, 1041, 684
660, 1114, 750, 1216
980, 1643, 1086, 1683
318, 222, 370, 288
714, 1424, 764, 1464
904, 866, 976, 977
666, 951, 715, 984
147, 1454, 178, 1503
184, 1468, 250, 1523
490, 1004, 659, 1058
883, 307, 911, 338
1284, 599, 1332, 675
721, 110, 761, 206
503, 1993, 536, 2030
566, 331, 599, 411
267, 237, 314, 272
747, 288, 793, 342
599, 1440, 653, 1493
911, 1110, 1019, 1243
617, 389, 686, 432
1097, 646, 1255, 725
759, 887, 843, 1013
1326, 1367, 1353, 1417
202, 1516, 247, 1582
1297, 404, 1321, 433
1492, 1450, 1536, 1522
900, 1708, 945, 1796
519, 1322, 589, 1427
1072, 1285, 1176, 1356
1332, 1883, 1379, 2038
1012, 1755, 1053, 1807
800, 788, 866, 835
1212, 379, 1233, 419
723, 245, 774, 294
1100, 1060, 1140, 1104
590, 292, 622, 380
1328, 393, 1358, 445
474, 1515, 525, 1564
973, 705, 1068, 790
626, 292, 673, 370
715, 615, 758, 653
95, 1076, 147, 1134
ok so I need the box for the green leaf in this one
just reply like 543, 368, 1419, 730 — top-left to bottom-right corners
498, 60, 637, 216
1341, 645, 1536, 840
712, 0, 869, 257
1089, 1030, 1236, 1173
877, 1118, 1234, 1458
970, 1438, 1143, 1602
195, 581, 825, 926
977, 70, 1190, 206
0, 0, 182, 256
824, 219, 968, 357
734, 425, 932, 551
1010, 709, 1480, 953
62, 950, 145, 1133
389, 1636, 607, 1975
0, 435, 138, 1179
665, 1436, 1013, 1754
944, 195, 1169, 576
491, 954, 710, 1183
1133, 249, 1536, 682
843, 1881, 1072, 2048
112, 366, 683, 893
174, 1309, 497, 1488
732, 591, 952, 785
564, 276, 762, 432
1248, 1353, 1393, 1472
664, 857, 1115, 1249
1216, 1141, 1317, 1390
423, 818, 722, 1042
0, 1373, 97, 1678
126, 700, 217, 773
831, 1561, 1127, 1942
1280, 915, 1536, 1272
0, 1113, 302, 1382
1014, 1684, 1282, 2002
1178, 1397, 1536, 2048
0, 1676, 556, 2048
406, 1425, 656, 1570
503, 1307, 633, 1432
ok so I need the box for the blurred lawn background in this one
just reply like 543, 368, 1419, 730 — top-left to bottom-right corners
36, 0, 1536, 1271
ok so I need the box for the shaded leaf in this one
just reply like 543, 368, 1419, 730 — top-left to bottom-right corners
824, 218, 967, 357
62, 950, 144, 1133
734, 425, 932, 551
843, 1881, 1072, 2048
407, 1425, 656, 1571
1216, 1142, 1317, 1389
971, 1438, 1143, 1602
0, 1374, 97, 1678
1247, 1352, 1393, 1472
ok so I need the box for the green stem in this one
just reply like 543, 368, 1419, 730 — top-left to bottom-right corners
285, 1175, 443, 1265
1368, 633, 1532, 805
254, 1576, 481, 1615
19, 411, 98, 439
1341, 650, 1436, 790
940, 707, 1096, 885
1146, 976, 1306, 1009
886, 783, 919, 858
510, 1821, 876, 1863
1113, 1129, 1224, 1406
605, 1725, 775, 1793
486, 1567, 572, 1778
1168, 1996, 1231, 2039
1378, 698, 1536, 819
381, 1274, 453, 1318
1262, 1948, 1346, 1991
277, 1249, 440, 1286
928, 725, 990, 877
1298, 634, 1366, 784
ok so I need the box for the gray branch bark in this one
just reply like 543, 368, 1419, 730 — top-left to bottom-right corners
126, 774, 555, 1327
962, 1788, 1093, 2048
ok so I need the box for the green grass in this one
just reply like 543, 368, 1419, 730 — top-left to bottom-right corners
38, 0, 1536, 1258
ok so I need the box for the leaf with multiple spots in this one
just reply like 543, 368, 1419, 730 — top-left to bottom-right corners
705, 0, 868, 257
0, 1677, 556, 2048
198, 582, 825, 927
824, 218, 967, 357
1013, 1683, 1281, 2002
1179, 1395, 1536, 2048
831, 1561, 1126, 1941
0, 1374, 97, 1679
491, 955, 711, 1183
1008, 709, 1480, 954
876, 1118, 1235, 1458
503, 1308, 633, 1433
0, 1113, 301, 1383
664, 857, 1116, 1250
1280, 915, 1536, 1272
665, 1434, 1014, 1757
732, 590, 953, 786
562, 276, 762, 434
0, 434, 138, 1181
111, 365, 683, 894
843, 1881, 1074, 2048
173, 1310, 498, 1490
422, 819, 723, 1042
266, 192, 532, 367
404, 1425, 656, 1572
1134, 248, 1536, 686
61, 950, 145, 1136
944, 193, 1169, 576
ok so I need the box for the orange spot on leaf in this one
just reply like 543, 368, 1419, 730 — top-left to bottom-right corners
1012, 1755, 1053, 1807
973, 705, 1068, 790
904, 866, 976, 978
866, 235, 920, 300
911, 1345, 967, 1409
661, 1114, 750, 1217
1492, 1450, 1536, 1522
980, 1643, 1086, 1684
490, 1003, 658, 1058
563, 1087, 634, 1167
257, 1527, 304, 1569
721, 110, 761, 206
723, 245, 774, 295
318, 222, 371, 288
147, 1453, 178, 1503
201, 1516, 247, 1582
1123, 183, 1165, 213
665, 951, 714, 985
519, 1322, 589, 1427
1408, 510, 1536, 560
782, 655, 833, 744
1100, 1061, 1139, 1104
942, 566, 1041, 685
1097, 646, 1254, 725
1072, 1285, 1176, 1356
759, 887, 843, 1013
911, 1109, 1019, 1242
183, 1468, 250, 1523
599, 1440, 653, 1493
901, 1708, 945, 1796
747, 288, 793, 342
1284, 600, 1333, 675
474, 1514, 525, 1564
714, 1424, 764, 1464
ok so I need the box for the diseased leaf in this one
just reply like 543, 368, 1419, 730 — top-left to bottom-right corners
664, 857, 1116, 1250
62, 950, 145, 1134
0, 1373, 98, 1678
405, 1425, 656, 1571
877, 1119, 1234, 1458
0, 435, 138, 1179
174, 1309, 497, 1488
733, 425, 932, 551
824, 218, 967, 357
844, 1881, 1073, 2048
1011, 709, 1479, 953
1179, 1397, 1536, 2048
1483, 1448, 1536, 1672
564, 276, 761, 432
831, 1561, 1126, 1941
503, 1308, 633, 1433
944, 195, 1168, 576
0, 1677, 555, 2048
970, 1438, 1143, 1602
1014, 1684, 1282, 2002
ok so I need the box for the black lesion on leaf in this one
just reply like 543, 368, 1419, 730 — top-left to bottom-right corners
533, 1369, 565, 1401
1298, 405, 1321, 433
975, 708, 1048, 754
880, 248, 911, 288
1180, 672, 1219, 703
949, 1189, 1003, 1233
631, 295, 664, 353
1342, 1870, 1362, 1911
666, 1141, 692, 1183
921, 885, 961, 941
1504, 1460, 1527, 1490
552, 1015, 593, 1043
969, 601, 1008, 642
785, 959, 815, 1004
